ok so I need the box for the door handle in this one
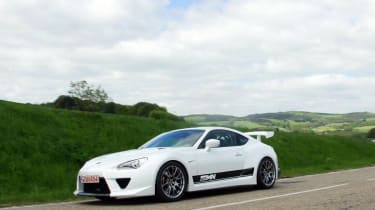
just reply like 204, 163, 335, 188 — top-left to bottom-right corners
235, 153, 243, 157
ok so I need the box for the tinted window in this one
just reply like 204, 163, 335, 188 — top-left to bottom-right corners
141, 129, 205, 148
237, 134, 249, 145
199, 130, 248, 148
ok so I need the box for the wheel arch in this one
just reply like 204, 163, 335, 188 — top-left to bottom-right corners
254, 144, 279, 180
243, 143, 278, 179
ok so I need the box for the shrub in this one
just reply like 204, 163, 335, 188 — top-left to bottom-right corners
149, 110, 183, 121
50, 96, 183, 121
131, 102, 167, 117
103, 102, 116, 114
367, 128, 375, 138
54, 95, 78, 110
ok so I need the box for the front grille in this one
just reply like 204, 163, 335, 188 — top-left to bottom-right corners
83, 178, 110, 194
116, 178, 131, 189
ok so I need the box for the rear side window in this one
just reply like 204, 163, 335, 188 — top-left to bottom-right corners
237, 134, 249, 145
199, 130, 249, 148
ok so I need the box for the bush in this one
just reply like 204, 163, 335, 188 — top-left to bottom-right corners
367, 128, 375, 138
115, 104, 131, 115
149, 110, 183, 121
77, 100, 102, 112
103, 102, 116, 113
50, 96, 183, 121
131, 102, 167, 117
54, 95, 78, 110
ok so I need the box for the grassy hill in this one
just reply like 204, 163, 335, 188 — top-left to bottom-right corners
185, 111, 375, 135
0, 100, 191, 206
1, 100, 375, 206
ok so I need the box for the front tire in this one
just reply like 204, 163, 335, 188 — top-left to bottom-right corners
256, 157, 276, 189
155, 162, 187, 202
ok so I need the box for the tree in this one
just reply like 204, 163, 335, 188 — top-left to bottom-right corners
68, 80, 109, 103
149, 109, 182, 121
103, 102, 116, 113
54, 95, 78, 109
367, 128, 375, 139
130, 102, 167, 117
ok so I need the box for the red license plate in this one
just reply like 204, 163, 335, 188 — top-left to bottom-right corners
80, 175, 99, 183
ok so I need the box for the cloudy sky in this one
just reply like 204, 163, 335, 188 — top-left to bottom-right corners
1, 0, 375, 116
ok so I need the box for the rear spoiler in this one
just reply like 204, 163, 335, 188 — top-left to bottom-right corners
244, 131, 274, 142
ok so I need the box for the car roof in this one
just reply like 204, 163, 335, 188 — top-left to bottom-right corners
175, 126, 242, 133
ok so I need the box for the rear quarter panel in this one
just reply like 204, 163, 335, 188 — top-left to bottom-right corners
243, 140, 278, 182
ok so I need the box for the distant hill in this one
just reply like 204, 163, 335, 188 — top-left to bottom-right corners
185, 111, 375, 134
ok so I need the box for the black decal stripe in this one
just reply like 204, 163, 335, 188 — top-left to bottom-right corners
241, 168, 254, 176
193, 168, 254, 184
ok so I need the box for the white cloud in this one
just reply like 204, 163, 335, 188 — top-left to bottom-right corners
1, 0, 375, 115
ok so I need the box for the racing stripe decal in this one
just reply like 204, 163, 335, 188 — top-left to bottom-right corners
193, 168, 254, 184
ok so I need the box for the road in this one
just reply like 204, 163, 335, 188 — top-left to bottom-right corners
4, 166, 375, 210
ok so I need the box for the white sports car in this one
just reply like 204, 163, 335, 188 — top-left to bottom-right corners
74, 127, 279, 201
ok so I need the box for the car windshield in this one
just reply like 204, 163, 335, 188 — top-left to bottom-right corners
141, 129, 205, 148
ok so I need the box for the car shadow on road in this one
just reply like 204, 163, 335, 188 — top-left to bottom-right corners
78, 185, 282, 206
79, 196, 156, 206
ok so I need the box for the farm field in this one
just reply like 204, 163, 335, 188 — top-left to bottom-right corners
185, 111, 375, 135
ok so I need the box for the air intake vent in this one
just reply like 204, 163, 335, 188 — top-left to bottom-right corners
116, 178, 131, 189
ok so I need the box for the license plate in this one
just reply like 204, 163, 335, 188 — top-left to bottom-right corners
80, 175, 99, 183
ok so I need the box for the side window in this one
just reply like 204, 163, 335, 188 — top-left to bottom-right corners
237, 134, 249, 145
199, 130, 243, 148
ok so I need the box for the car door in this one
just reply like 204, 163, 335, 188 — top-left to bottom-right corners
194, 129, 245, 184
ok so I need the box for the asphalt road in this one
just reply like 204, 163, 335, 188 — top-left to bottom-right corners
4, 166, 375, 210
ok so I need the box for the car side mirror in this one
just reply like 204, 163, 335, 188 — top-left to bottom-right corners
205, 139, 220, 151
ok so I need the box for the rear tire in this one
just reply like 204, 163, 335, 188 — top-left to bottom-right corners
155, 162, 187, 202
256, 157, 276, 189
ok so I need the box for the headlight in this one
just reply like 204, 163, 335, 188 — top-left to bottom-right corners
117, 157, 148, 169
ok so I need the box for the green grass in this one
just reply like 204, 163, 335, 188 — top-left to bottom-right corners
1, 100, 375, 206
0, 100, 191, 206
263, 132, 375, 177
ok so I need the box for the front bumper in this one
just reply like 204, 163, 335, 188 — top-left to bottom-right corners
74, 168, 155, 198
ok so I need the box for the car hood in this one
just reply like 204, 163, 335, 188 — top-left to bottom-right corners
82, 147, 190, 170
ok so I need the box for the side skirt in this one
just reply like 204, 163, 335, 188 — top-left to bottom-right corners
192, 168, 254, 184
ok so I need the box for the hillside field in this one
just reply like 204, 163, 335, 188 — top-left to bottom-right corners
1, 100, 375, 206
185, 112, 375, 135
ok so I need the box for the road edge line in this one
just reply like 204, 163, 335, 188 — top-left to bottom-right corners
191, 183, 349, 210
